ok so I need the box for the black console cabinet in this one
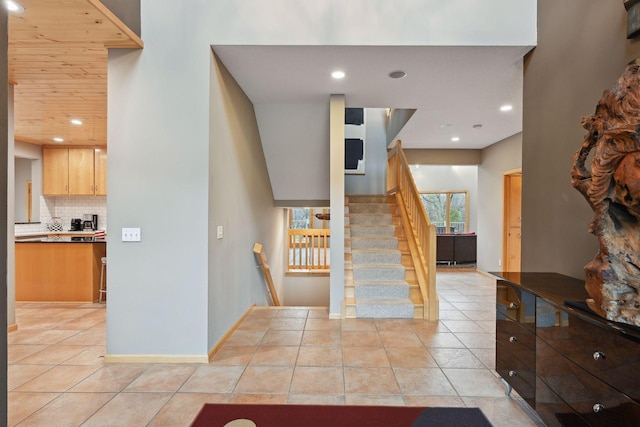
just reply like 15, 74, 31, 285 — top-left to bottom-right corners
494, 272, 640, 426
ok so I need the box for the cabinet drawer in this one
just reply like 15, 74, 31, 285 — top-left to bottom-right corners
535, 377, 589, 427
537, 305, 640, 401
496, 342, 536, 406
537, 337, 640, 426
496, 318, 535, 370
496, 281, 536, 332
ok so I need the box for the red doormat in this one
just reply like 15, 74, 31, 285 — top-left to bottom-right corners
190, 404, 493, 427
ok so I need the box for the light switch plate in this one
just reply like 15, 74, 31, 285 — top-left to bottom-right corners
217, 225, 223, 240
122, 227, 141, 242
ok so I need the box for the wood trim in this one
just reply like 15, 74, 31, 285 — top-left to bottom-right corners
87, 0, 144, 48
7, 324, 18, 332
208, 304, 256, 362
104, 354, 209, 364
285, 271, 330, 276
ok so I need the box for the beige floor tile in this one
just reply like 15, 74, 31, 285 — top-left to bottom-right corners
464, 311, 497, 321
222, 330, 265, 346
8, 364, 53, 391
410, 321, 450, 333
58, 328, 106, 345
345, 394, 405, 406
341, 318, 377, 331
403, 395, 466, 407
8, 391, 59, 426
9, 329, 80, 345
55, 315, 105, 330
343, 346, 389, 367
260, 330, 303, 346
473, 348, 496, 369
385, 347, 438, 368
82, 392, 172, 427
344, 367, 400, 394
17, 344, 87, 365
442, 320, 487, 333
179, 365, 245, 393
70, 364, 149, 392
443, 368, 506, 397
296, 346, 342, 366
301, 330, 342, 346
379, 330, 424, 347
148, 393, 231, 427
275, 308, 310, 318
439, 310, 471, 321
454, 332, 496, 349
305, 318, 342, 331
230, 393, 288, 404
210, 346, 256, 365
416, 332, 465, 348
7, 344, 48, 364
234, 366, 294, 394
250, 345, 300, 366
16, 365, 101, 392
393, 367, 458, 396
16, 392, 115, 427
374, 319, 414, 330
429, 348, 486, 369
247, 308, 277, 319
290, 366, 345, 394
462, 396, 541, 427
61, 345, 107, 365
124, 365, 196, 392
341, 330, 382, 347
287, 394, 345, 405
452, 302, 493, 311
238, 317, 272, 332
269, 317, 307, 330
307, 308, 330, 318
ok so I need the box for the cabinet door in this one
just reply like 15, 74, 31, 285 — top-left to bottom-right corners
94, 148, 107, 196
42, 148, 69, 195
68, 148, 95, 195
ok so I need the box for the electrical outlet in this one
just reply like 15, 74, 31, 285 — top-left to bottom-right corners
122, 227, 141, 242
217, 225, 224, 239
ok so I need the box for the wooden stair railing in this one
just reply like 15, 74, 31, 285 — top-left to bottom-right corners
253, 243, 281, 306
387, 140, 439, 320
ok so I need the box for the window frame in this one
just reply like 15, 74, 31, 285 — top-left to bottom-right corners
419, 190, 469, 234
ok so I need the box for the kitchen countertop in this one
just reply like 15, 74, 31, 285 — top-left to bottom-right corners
16, 236, 106, 243
15, 230, 102, 238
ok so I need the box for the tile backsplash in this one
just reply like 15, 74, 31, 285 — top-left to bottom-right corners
15, 196, 107, 234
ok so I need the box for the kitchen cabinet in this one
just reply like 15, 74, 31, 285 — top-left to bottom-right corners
494, 272, 640, 426
43, 147, 107, 196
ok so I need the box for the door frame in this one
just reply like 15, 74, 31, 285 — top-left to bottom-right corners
502, 168, 522, 271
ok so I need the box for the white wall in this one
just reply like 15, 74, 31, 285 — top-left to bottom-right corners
345, 108, 388, 195
105, 0, 536, 356
410, 165, 478, 233
283, 275, 329, 306
477, 133, 522, 272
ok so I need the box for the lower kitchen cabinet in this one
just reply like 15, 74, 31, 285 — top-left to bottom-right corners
494, 272, 640, 426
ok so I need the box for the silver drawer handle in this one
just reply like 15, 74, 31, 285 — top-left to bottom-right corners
592, 351, 605, 361
509, 336, 518, 343
508, 370, 517, 377
509, 302, 519, 309
593, 403, 605, 413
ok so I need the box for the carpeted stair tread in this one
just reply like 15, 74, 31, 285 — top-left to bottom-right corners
349, 203, 393, 214
351, 249, 401, 264
349, 213, 393, 225
355, 298, 415, 318
354, 280, 410, 298
350, 225, 396, 236
351, 236, 398, 250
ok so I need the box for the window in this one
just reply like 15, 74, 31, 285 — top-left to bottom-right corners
420, 191, 468, 234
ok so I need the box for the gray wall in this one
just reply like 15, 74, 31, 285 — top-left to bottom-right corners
478, 133, 522, 272
345, 108, 388, 195
101, 0, 140, 37
522, 1, 640, 277
209, 53, 284, 349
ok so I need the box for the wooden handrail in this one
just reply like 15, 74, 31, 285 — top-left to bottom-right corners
253, 243, 281, 306
387, 140, 439, 320
287, 228, 330, 271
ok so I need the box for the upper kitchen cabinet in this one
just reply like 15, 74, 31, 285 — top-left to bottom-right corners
43, 147, 107, 196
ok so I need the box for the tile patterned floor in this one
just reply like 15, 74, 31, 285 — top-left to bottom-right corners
7, 272, 544, 426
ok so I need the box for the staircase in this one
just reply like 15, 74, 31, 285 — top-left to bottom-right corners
344, 195, 422, 318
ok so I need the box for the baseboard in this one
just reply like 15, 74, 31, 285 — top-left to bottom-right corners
104, 354, 209, 364
7, 323, 17, 332
207, 303, 256, 362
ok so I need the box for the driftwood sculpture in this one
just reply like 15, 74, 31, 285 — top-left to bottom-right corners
571, 59, 640, 325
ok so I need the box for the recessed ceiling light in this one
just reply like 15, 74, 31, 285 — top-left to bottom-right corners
451, 137, 460, 142
70, 119, 83, 125
388, 70, 407, 79
53, 137, 64, 143
440, 123, 452, 128
5, 0, 24, 13
500, 104, 513, 112
331, 70, 345, 79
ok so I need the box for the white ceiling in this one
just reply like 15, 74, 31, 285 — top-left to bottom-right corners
213, 45, 532, 150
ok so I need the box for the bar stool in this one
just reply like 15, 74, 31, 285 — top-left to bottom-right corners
99, 257, 107, 303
